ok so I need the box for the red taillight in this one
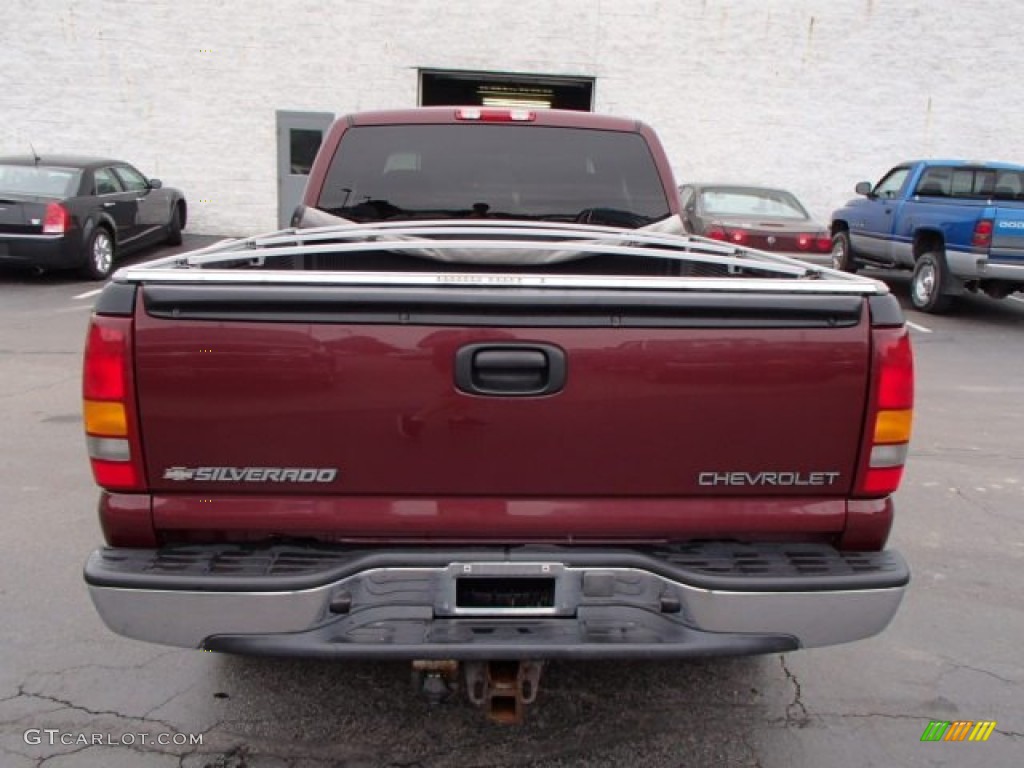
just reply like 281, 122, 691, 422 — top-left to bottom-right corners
43, 202, 70, 234
798, 233, 832, 252
91, 459, 140, 489
84, 324, 128, 399
706, 226, 727, 241
860, 466, 905, 496
972, 219, 993, 247
729, 229, 748, 244
876, 332, 914, 410
855, 327, 914, 498
83, 316, 145, 491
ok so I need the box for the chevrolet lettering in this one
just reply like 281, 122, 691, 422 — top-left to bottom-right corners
698, 471, 842, 487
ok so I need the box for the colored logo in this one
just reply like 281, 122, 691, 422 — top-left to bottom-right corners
920, 720, 997, 742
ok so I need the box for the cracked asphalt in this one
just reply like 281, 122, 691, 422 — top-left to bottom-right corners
0, 251, 1021, 767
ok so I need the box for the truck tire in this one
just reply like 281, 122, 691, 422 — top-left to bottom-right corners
910, 251, 954, 313
831, 231, 858, 273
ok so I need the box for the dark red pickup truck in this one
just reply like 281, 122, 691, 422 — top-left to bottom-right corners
82, 107, 912, 721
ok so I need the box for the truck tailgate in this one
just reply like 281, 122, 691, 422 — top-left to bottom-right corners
993, 203, 1024, 262
133, 285, 870, 500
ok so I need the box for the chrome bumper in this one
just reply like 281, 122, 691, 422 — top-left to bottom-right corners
85, 543, 909, 658
946, 249, 1024, 281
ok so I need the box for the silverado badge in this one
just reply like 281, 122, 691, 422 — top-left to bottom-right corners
162, 466, 338, 483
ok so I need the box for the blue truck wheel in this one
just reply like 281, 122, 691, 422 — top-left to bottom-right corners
831, 231, 858, 273
911, 252, 954, 313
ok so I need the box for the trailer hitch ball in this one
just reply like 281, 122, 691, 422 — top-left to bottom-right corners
411, 660, 459, 704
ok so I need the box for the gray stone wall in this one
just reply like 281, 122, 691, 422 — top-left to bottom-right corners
2, 0, 1019, 234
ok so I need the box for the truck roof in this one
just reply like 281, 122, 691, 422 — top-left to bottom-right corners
345, 106, 643, 132
903, 158, 1024, 171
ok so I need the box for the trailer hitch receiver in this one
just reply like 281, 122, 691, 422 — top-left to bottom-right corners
464, 660, 545, 724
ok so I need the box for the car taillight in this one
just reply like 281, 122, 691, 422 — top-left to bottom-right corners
972, 219, 993, 247
43, 202, 70, 234
83, 316, 146, 491
706, 226, 727, 241
728, 229, 748, 244
798, 233, 833, 252
854, 327, 914, 498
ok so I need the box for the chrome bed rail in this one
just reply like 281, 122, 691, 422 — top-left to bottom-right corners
114, 220, 888, 296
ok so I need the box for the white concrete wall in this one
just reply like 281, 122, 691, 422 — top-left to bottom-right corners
2, 0, 1022, 235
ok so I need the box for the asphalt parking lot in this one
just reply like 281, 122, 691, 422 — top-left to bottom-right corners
0, 239, 1021, 767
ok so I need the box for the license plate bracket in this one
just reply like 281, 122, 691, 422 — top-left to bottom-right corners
437, 562, 573, 617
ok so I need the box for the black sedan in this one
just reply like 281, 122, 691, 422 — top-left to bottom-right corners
678, 183, 832, 260
0, 155, 186, 279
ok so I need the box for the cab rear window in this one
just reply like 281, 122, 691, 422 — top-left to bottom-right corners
915, 166, 1024, 200
316, 124, 671, 228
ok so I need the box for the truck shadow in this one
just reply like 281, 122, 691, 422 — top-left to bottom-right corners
200, 654, 784, 766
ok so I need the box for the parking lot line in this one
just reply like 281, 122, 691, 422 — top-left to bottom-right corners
73, 288, 103, 300
906, 320, 933, 334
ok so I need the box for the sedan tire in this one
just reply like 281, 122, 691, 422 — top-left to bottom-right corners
81, 226, 115, 281
166, 203, 184, 246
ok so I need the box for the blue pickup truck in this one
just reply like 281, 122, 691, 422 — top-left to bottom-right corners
830, 160, 1024, 312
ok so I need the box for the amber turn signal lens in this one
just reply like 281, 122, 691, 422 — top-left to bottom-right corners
874, 409, 913, 444
83, 399, 128, 437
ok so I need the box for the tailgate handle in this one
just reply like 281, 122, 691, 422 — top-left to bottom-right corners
455, 343, 566, 396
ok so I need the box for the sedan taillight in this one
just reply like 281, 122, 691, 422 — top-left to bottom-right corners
798, 233, 833, 252
43, 202, 70, 234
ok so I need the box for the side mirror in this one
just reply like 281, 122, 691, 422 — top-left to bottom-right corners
855, 181, 873, 196
148, 178, 163, 190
